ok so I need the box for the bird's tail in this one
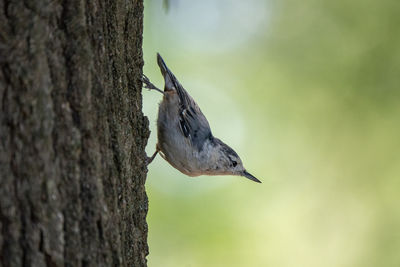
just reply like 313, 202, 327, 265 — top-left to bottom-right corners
157, 53, 179, 92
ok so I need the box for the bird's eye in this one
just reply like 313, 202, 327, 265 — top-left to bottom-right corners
232, 161, 237, 167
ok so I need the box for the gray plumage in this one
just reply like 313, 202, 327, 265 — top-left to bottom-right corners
143, 53, 260, 183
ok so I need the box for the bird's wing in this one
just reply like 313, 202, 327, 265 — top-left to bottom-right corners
176, 86, 212, 151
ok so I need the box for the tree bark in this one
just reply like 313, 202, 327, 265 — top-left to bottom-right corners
0, 0, 149, 266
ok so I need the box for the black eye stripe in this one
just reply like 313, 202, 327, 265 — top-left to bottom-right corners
232, 161, 237, 167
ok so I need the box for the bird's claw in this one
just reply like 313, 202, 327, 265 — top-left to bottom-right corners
141, 74, 156, 89
146, 150, 159, 166
141, 74, 165, 95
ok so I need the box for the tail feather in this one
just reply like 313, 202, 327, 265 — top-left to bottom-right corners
157, 53, 176, 91
157, 53, 168, 76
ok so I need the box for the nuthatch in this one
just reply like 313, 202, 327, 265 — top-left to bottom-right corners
143, 53, 261, 183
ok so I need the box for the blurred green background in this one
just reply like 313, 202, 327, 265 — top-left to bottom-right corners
142, 0, 400, 266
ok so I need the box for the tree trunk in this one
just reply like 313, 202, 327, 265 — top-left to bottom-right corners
0, 0, 149, 266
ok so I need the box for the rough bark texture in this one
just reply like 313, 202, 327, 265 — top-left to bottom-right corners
0, 0, 149, 266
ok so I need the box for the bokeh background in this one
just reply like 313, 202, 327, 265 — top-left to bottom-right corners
142, 0, 400, 266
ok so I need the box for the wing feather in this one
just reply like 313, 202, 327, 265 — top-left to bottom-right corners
176, 84, 212, 151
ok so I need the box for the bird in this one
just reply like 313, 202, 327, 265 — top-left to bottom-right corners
142, 53, 261, 183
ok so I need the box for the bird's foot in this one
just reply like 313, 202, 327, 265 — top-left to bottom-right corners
141, 74, 165, 95
146, 150, 159, 166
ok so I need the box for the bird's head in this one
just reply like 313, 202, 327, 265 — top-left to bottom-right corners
211, 138, 261, 183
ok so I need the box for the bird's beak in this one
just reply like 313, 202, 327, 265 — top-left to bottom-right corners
242, 170, 261, 183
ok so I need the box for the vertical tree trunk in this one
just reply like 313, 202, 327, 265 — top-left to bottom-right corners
0, 0, 149, 266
